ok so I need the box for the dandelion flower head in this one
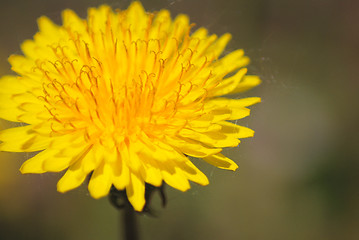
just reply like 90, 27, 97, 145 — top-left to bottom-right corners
0, 2, 261, 211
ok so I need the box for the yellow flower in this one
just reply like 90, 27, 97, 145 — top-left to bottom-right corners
0, 2, 260, 211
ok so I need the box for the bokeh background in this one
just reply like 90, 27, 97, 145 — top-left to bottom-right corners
0, 0, 358, 239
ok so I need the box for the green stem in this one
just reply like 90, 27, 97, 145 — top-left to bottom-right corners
108, 184, 167, 240
122, 202, 139, 240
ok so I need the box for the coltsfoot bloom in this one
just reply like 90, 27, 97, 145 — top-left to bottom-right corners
0, 2, 260, 211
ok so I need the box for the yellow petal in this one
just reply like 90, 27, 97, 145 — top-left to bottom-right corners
236, 125, 254, 138
204, 97, 260, 120
187, 121, 222, 133
179, 160, 209, 186
149, 9, 171, 39
88, 161, 112, 199
62, 9, 87, 33
142, 164, 162, 187
204, 105, 249, 121
20, 40, 39, 60
87, 5, 112, 34
0, 76, 42, 123
138, 134, 184, 162
217, 121, 255, 139
0, 98, 24, 123
126, 172, 145, 211
203, 153, 238, 171
179, 128, 239, 148
162, 14, 190, 58
0, 125, 51, 152
57, 145, 94, 192
111, 150, 130, 190
172, 14, 190, 39
8, 55, 38, 78
120, 144, 142, 171
228, 108, 251, 120
136, 149, 163, 186
168, 136, 222, 158
213, 50, 249, 77
190, 27, 208, 39
0, 75, 27, 94
20, 150, 50, 174
193, 34, 217, 58
81, 144, 103, 173
48, 133, 87, 156
43, 143, 90, 172
231, 75, 262, 94
57, 168, 86, 193
161, 160, 191, 192
42, 155, 76, 172
206, 33, 232, 59
207, 97, 261, 109
210, 68, 247, 97
37, 16, 60, 40
126, 1, 148, 38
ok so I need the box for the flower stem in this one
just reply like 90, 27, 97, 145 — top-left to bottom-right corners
108, 186, 140, 240
122, 202, 139, 240
109, 184, 167, 240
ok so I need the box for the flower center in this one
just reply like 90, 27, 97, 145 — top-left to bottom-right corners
36, 21, 215, 149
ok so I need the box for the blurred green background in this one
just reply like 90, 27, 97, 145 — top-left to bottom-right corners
0, 0, 358, 239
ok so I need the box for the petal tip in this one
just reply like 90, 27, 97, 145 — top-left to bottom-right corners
19, 161, 46, 174
229, 163, 239, 171
19, 165, 30, 174
88, 179, 112, 199
129, 193, 146, 212
56, 184, 67, 193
